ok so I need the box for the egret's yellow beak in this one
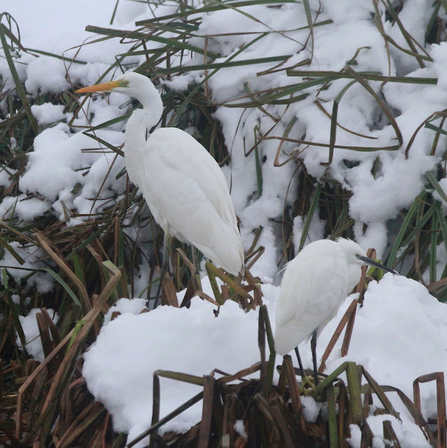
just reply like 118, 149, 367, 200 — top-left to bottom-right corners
76, 80, 121, 94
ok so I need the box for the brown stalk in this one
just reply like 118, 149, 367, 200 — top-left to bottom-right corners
319, 299, 358, 371
130, 391, 204, 447
269, 403, 295, 448
245, 245, 265, 271
56, 402, 105, 448
195, 289, 220, 307
36, 308, 62, 363
86, 243, 107, 287
282, 355, 302, 418
258, 304, 267, 395
221, 392, 236, 448
413, 372, 446, 448
383, 420, 402, 448
29, 263, 121, 442
34, 232, 91, 312
219, 362, 262, 385
179, 280, 198, 307
198, 375, 215, 448
227, 392, 240, 444
24, 362, 49, 434
16, 329, 76, 439
150, 373, 160, 447
385, 384, 436, 445
253, 394, 281, 446
161, 272, 179, 306
360, 420, 374, 448
361, 368, 399, 418
340, 300, 358, 357
205, 261, 252, 301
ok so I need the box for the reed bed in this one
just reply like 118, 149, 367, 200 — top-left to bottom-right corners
1, 1, 447, 446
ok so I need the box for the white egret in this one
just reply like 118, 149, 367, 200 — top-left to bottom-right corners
274, 238, 395, 383
76, 72, 244, 291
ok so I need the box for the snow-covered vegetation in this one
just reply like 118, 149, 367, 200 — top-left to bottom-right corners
1, 1, 447, 447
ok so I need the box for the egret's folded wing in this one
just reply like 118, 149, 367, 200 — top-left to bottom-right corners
275, 248, 348, 327
274, 247, 349, 354
147, 128, 238, 227
141, 150, 243, 274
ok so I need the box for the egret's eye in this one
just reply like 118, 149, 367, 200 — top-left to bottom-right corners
124, 80, 130, 86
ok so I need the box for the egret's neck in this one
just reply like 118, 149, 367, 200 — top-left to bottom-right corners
126, 80, 163, 142
125, 109, 157, 150
124, 83, 163, 185
137, 80, 163, 113
347, 263, 362, 292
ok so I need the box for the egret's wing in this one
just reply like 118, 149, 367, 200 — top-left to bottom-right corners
274, 243, 350, 354
147, 128, 238, 227
140, 129, 243, 274
275, 243, 349, 328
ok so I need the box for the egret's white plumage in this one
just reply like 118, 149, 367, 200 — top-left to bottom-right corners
274, 238, 393, 358
77, 72, 244, 275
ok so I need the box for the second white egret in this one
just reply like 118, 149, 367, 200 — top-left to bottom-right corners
76, 72, 244, 289
274, 238, 395, 383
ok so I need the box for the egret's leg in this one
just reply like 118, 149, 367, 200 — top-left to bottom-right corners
310, 330, 319, 385
294, 346, 306, 380
153, 233, 170, 308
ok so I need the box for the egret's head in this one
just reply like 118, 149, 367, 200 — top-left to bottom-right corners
336, 238, 367, 266
337, 237, 396, 273
76, 72, 152, 98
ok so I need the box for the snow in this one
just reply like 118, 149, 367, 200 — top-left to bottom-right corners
80, 274, 445, 447
1, 241, 53, 293
3, 0, 447, 447
83, 284, 262, 442
301, 396, 322, 423
349, 416, 432, 448
25, 57, 71, 95
0, 194, 50, 222
233, 420, 248, 440
323, 275, 447, 418
31, 103, 65, 126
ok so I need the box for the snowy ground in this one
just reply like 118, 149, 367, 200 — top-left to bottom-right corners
2, 0, 447, 447
81, 274, 447, 447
